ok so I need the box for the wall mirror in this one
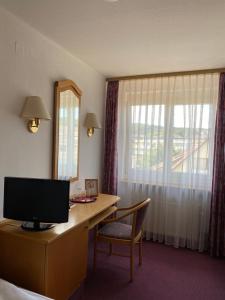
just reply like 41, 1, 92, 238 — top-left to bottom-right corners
53, 80, 81, 181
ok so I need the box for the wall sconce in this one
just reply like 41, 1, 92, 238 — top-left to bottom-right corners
84, 113, 101, 137
20, 96, 51, 133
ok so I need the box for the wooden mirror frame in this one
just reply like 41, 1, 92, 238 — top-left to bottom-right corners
52, 80, 82, 181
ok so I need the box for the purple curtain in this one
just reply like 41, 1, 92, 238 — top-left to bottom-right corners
209, 73, 225, 257
102, 81, 119, 195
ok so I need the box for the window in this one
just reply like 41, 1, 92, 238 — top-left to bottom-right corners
129, 103, 212, 176
172, 104, 210, 175
118, 74, 219, 188
130, 105, 165, 170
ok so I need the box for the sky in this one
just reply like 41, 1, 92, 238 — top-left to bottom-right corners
132, 104, 210, 129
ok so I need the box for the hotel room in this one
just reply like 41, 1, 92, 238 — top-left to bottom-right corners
0, 0, 225, 299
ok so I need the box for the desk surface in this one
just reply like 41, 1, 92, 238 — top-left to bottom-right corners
0, 193, 119, 244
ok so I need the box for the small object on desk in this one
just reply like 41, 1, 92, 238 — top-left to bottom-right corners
85, 179, 98, 197
71, 196, 97, 203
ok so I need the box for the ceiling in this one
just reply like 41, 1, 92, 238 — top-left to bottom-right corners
0, 0, 225, 77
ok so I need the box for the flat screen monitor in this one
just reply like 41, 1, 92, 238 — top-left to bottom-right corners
3, 177, 70, 231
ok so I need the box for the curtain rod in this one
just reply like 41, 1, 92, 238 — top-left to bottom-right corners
106, 67, 225, 82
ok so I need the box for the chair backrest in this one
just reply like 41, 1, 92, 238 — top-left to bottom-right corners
131, 198, 151, 238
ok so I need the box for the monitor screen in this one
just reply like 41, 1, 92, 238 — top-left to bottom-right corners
3, 177, 70, 224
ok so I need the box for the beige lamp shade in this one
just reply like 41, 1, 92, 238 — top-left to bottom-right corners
84, 113, 101, 137
21, 96, 51, 120
84, 113, 101, 129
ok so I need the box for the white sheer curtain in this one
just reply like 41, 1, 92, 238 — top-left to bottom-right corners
117, 73, 219, 251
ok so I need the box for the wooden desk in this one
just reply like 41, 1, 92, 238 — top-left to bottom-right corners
0, 194, 119, 300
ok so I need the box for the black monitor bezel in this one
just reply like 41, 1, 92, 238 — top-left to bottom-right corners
3, 177, 70, 224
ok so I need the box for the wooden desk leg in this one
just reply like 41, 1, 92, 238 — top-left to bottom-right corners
93, 227, 97, 272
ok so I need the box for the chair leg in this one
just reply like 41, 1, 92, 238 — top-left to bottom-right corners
130, 243, 134, 282
139, 236, 142, 266
109, 242, 112, 255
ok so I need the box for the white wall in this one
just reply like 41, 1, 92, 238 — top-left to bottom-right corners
0, 7, 105, 218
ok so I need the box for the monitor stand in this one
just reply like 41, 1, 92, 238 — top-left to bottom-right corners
21, 221, 54, 231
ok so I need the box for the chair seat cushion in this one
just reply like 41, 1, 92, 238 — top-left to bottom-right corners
99, 222, 132, 239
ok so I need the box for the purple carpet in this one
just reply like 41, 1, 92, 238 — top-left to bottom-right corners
70, 241, 225, 300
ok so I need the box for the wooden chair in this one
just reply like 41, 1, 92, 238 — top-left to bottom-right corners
93, 198, 151, 281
